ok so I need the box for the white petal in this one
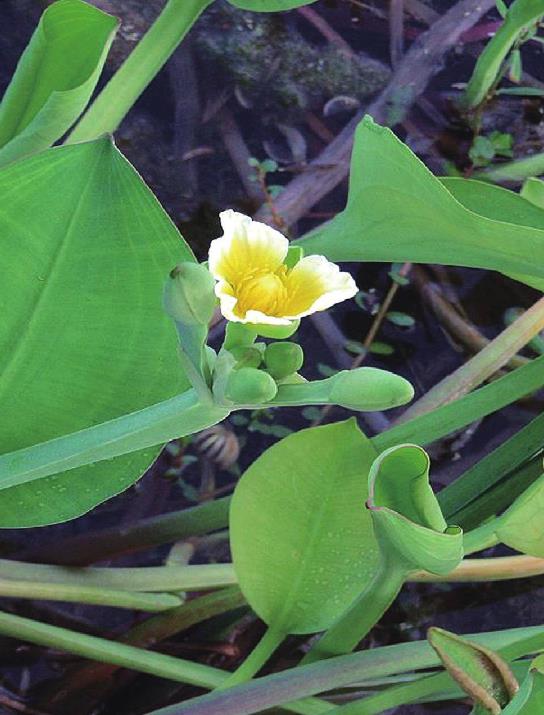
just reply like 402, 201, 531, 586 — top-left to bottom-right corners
209, 210, 288, 284
284, 255, 358, 319
243, 310, 293, 326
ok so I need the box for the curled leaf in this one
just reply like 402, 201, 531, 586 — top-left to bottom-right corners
367, 445, 463, 574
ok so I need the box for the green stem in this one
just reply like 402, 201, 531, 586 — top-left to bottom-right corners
395, 294, 544, 423
0, 609, 320, 715
475, 151, 544, 183
67, 0, 213, 143
373, 353, 544, 452
462, 0, 544, 109
412, 554, 544, 582
0, 608, 224, 687
142, 626, 544, 715
0, 560, 237, 592
0, 579, 181, 611
302, 558, 406, 664
0, 608, 542, 715
175, 341, 214, 405
219, 624, 286, 689
438, 411, 544, 526
122, 586, 246, 647
462, 521, 500, 555
20, 497, 232, 565
0, 389, 229, 491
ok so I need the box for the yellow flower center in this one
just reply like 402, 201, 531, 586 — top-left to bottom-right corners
234, 269, 289, 318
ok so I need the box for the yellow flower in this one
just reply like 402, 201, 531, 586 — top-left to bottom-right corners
209, 210, 358, 325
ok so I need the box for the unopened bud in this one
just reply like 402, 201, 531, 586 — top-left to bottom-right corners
330, 367, 414, 411
264, 342, 304, 380
251, 319, 300, 340
225, 367, 278, 404
164, 262, 216, 326
428, 627, 518, 713
230, 346, 263, 370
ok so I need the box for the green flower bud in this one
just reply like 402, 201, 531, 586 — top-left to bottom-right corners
164, 262, 216, 326
251, 320, 300, 340
230, 346, 263, 370
264, 342, 304, 380
225, 367, 278, 404
330, 367, 414, 411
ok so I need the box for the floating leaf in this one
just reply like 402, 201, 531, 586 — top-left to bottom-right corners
230, 420, 380, 633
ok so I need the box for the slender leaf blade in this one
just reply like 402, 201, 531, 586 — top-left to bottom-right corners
0, 0, 118, 166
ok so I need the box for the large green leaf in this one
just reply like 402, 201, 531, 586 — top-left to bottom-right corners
0, 0, 118, 167
0, 138, 192, 527
230, 420, 380, 634
299, 116, 544, 286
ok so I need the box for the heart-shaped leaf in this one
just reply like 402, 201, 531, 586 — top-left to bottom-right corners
230, 419, 379, 634
0, 0, 118, 167
299, 116, 544, 288
0, 137, 193, 526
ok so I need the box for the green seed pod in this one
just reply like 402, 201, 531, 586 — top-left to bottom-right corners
225, 367, 278, 404
264, 341, 304, 380
330, 367, 414, 411
164, 262, 216, 326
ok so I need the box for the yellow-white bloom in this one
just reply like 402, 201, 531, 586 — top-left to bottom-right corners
209, 210, 358, 325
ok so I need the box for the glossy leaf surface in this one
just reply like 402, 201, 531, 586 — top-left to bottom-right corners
0, 0, 118, 166
230, 420, 380, 634
0, 138, 192, 526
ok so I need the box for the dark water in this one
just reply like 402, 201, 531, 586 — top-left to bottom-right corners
2, 1, 544, 713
